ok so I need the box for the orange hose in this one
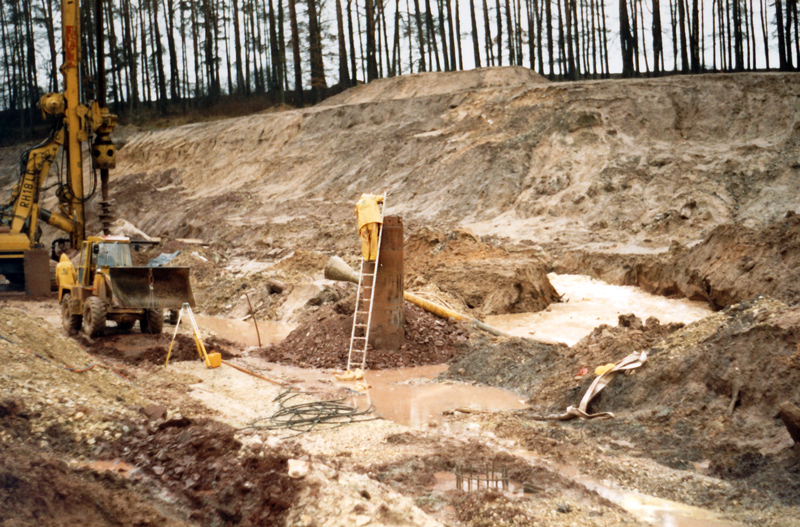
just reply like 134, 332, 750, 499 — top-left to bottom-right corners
221, 359, 284, 385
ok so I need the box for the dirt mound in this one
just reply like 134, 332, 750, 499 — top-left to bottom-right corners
405, 228, 559, 315
108, 417, 301, 526
557, 211, 800, 310
81, 333, 238, 366
448, 297, 800, 505
321, 66, 549, 106
442, 315, 683, 399
257, 294, 469, 369
592, 297, 800, 426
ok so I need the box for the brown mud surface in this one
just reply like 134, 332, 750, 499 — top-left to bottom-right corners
104, 417, 303, 527
0, 441, 191, 527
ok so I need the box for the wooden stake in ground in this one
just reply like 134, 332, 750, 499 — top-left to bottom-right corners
245, 293, 262, 347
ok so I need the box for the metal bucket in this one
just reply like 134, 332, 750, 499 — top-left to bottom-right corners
107, 266, 195, 309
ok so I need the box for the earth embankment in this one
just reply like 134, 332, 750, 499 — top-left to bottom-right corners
107, 69, 800, 256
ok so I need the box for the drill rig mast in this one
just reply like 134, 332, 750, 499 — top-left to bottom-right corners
0, 0, 116, 293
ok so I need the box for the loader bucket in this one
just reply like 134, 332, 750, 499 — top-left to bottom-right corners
107, 266, 195, 309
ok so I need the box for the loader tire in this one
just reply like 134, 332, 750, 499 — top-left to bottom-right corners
82, 296, 107, 337
61, 293, 82, 333
141, 308, 164, 334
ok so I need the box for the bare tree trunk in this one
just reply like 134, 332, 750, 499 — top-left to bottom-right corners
676, 0, 688, 71
691, 0, 701, 72
381, 0, 393, 74
190, 0, 202, 98
620, 0, 635, 75
414, 0, 428, 70
165, 0, 180, 100
233, 0, 245, 92
393, 0, 402, 73
336, 0, 351, 84
426, 0, 442, 70
505, 0, 516, 64
446, 0, 458, 68
436, 0, 450, 70
407, 0, 416, 71
565, 0, 576, 78
760, 0, 770, 68
308, 0, 327, 97
366, 0, 378, 79
787, 0, 796, 68
630, 0, 639, 73
546, 0, 554, 76
483, 0, 495, 65
268, 0, 283, 93
347, 0, 359, 81
444, 0, 464, 71
288, 0, 304, 106
495, 0, 503, 64
469, 0, 482, 66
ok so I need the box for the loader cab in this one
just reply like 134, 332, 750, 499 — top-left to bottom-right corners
77, 235, 132, 285
95, 241, 133, 268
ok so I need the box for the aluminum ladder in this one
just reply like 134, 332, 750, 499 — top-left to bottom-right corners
346, 201, 385, 372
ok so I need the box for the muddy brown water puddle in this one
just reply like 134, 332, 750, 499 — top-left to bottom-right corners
356, 365, 528, 427
194, 315, 294, 347
486, 274, 713, 346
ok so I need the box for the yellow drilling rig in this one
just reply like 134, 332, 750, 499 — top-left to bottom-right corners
0, 0, 116, 294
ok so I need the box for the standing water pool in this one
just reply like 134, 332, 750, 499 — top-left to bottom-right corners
485, 274, 713, 346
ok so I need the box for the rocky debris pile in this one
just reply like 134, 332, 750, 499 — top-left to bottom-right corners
0, 307, 147, 455
257, 294, 469, 369
557, 212, 800, 310
285, 461, 445, 527
107, 416, 302, 526
404, 228, 559, 316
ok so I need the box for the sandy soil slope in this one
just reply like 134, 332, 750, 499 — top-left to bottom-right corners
106, 69, 800, 257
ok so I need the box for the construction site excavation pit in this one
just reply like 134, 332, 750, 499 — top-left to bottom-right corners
486, 273, 714, 345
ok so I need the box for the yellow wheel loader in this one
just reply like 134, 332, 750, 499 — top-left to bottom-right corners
60, 236, 195, 337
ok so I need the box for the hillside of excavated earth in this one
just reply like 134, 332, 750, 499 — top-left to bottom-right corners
99, 69, 800, 256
